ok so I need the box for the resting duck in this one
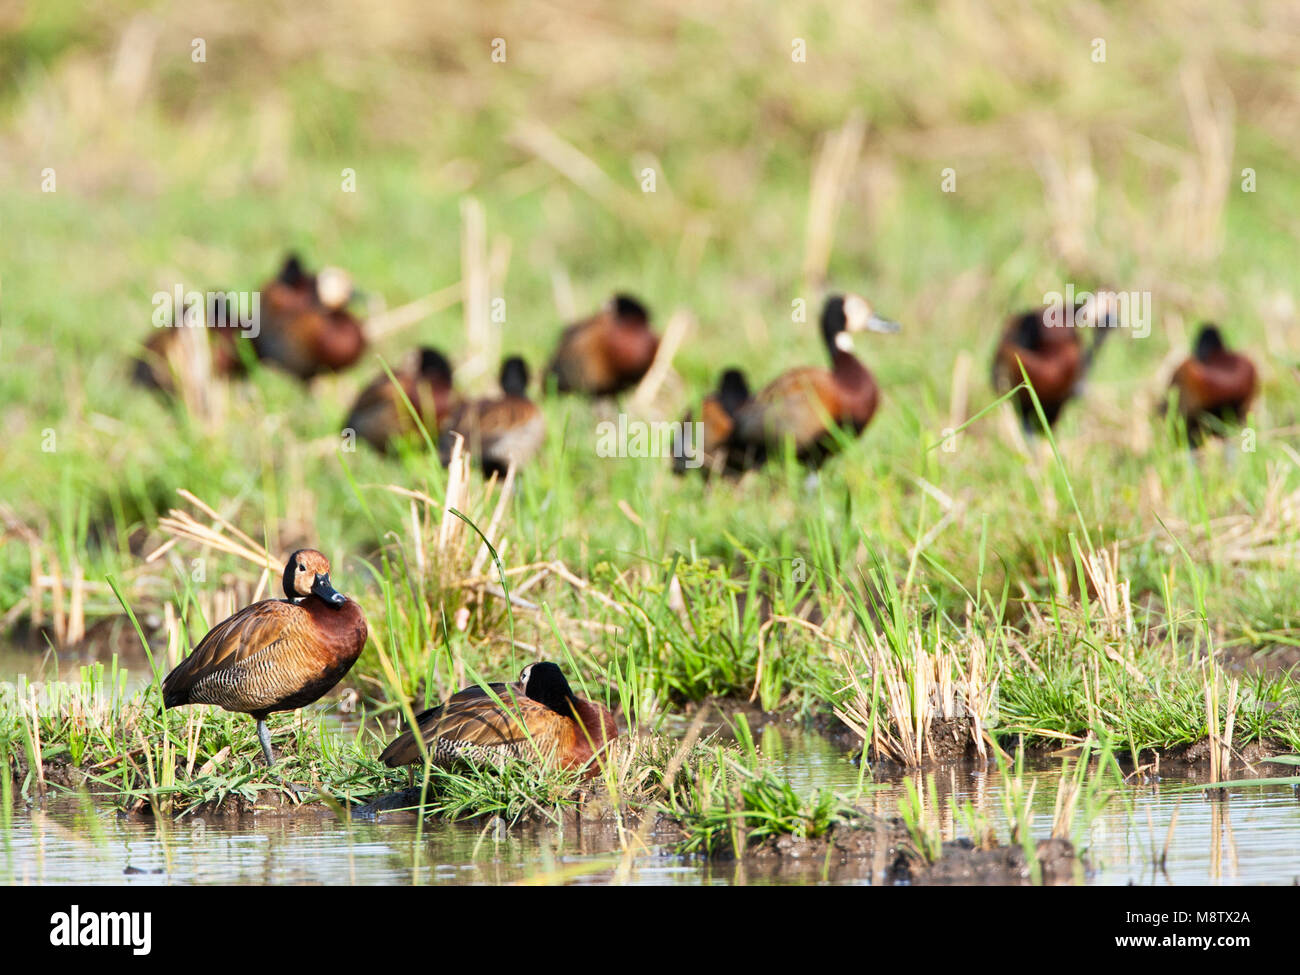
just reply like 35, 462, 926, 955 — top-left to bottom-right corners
545, 294, 659, 396
344, 347, 459, 452
673, 367, 753, 475
438, 356, 545, 477
253, 254, 367, 380
991, 298, 1113, 431
1167, 324, 1257, 446
379, 662, 617, 775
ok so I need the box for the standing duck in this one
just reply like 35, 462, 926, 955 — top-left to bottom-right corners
253, 254, 367, 381
379, 662, 617, 774
162, 549, 368, 766
731, 294, 899, 468
1167, 324, 1258, 445
438, 356, 545, 477
991, 298, 1113, 431
344, 347, 459, 453
545, 294, 659, 396
673, 367, 753, 475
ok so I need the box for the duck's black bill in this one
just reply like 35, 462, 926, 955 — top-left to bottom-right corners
312, 574, 347, 606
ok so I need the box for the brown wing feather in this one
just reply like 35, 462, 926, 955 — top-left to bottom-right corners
380, 687, 564, 768
1172, 356, 1257, 415
735, 367, 840, 451
439, 396, 544, 470
162, 600, 300, 707
546, 314, 614, 393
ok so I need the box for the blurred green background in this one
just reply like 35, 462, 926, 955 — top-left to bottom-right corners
2, 0, 1299, 660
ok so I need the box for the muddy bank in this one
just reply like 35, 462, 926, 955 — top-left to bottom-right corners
6, 755, 373, 820
356, 788, 1081, 885
711, 816, 1079, 885
804, 702, 1297, 775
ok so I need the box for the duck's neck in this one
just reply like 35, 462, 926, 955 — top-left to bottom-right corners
830, 348, 878, 429
831, 347, 870, 386
571, 699, 613, 747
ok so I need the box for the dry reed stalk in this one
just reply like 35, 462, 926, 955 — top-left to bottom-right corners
1050, 761, 1080, 839
470, 463, 517, 577
1030, 122, 1097, 269
550, 265, 577, 322
67, 561, 85, 646
149, 489, 279, 575
510, 120, 623, 209
629, 309, 692, 417
174, 304, 216, 424
49, 559, 66, 647
1221, 676, 1239, 780
163, 601, 180, 670
459, 197, 495, 386
108, 13, 158, 108
802, 112, 866, 290
25, 688, 46, 794
948, 350, 972, 431
364, 280, 462, 341
437, 434, 471, 555
1177, 63, 1234, 262
1205, 664, 1221, 784
29, 542, 43, 630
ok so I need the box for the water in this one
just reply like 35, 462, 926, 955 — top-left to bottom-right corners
4, 650, 1299, 885
4, 725, 1298, 885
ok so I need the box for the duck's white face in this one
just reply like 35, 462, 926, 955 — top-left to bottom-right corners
316, 267, 353, 310
290, 550, 332, 597
843, 292, 901, 335
843, 294, 871, 331
518, 663, 534, 685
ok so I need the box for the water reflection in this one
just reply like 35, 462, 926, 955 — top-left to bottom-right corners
3, 721, 1298, 885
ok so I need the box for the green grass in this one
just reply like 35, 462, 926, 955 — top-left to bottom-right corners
665, 715, 863, 857
3, 1, 1300, 856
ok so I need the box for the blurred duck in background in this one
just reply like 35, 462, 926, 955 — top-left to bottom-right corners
545, 293, 659, 396
991, 295, 1115, 432
344, 346, 459, 453
1166, 324, 1257, 446
673, 367, 753, 476
132, 291, 248, 395
731, 294, 898, 469
439, 355, 545, 477
253, 254, 367, 381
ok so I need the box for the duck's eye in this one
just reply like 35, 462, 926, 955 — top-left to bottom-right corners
298, 563, 306, 572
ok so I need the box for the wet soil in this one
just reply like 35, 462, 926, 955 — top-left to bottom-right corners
747, 820, 1080, 885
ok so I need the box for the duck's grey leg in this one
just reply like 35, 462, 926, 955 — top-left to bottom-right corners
257, 719, 275, 766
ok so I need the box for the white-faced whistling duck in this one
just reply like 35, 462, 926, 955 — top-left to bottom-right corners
379, 662, 617, 775
252, 254, 367, 381
161, 549, 368, 766
731, 294, 899, 468
673, 367, 752, 475
438, 356, 545, 477
991, 298, 1114, 432
344, 347, 460, 453
544, 293, 660, 396
1167, 324, 1258, 446
132, 293, 247, 394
